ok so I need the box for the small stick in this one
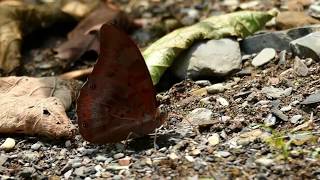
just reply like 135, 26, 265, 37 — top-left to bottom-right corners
59, 67, 93, 80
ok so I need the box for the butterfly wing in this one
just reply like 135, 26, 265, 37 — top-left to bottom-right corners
77, 24, 159, 144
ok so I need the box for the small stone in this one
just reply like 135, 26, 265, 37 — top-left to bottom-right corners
169, 153, 179, 160
290, 115, 303, 124
64, 169, 73, 179
262, 86, 292, 99
294, 57, 309, 76
65, 140, 72, 148
31, 142, 43, 151
72, 162, 82, 168
199, 97, 211, 105
74, 166, 86, 177
113, 175, 123, 180
208, 133, 220, 146
252, 48, 276, 67
255, 157, 274, 167
185, 155, 195, 162
191, 149, 201, 156
0, 155, 8, 166
186, 108, 213, 126
95, 155, 108, 162
0, 138, 15, 151
206, 83, 229, 94
280, 105, 292, 112
216, 97, 229, 107
264, 114, 277, 127
215, 151, 231, 158
118, 157, 131, 166
195, 80, 211, 87
290, 32, 320, 61
301, 92, 320, 105
271, 108, 289, 121
278, 50, 287, 66
113, 153, 125, 159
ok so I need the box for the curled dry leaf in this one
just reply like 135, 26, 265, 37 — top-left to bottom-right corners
0, 0, 100, 75
54, 1, 137, 68
0, 76, 81, 139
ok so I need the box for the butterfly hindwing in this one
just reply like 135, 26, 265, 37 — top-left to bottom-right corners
77, 24, 159, 144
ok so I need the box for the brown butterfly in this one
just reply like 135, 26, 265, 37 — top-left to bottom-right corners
77, 23, 166, 144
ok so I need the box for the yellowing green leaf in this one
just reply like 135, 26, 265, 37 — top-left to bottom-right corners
143, 10, 277, 85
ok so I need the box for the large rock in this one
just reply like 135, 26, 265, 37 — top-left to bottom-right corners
172, 39, 241, 80
240, 25, 320, 54
290, 32, 320, 61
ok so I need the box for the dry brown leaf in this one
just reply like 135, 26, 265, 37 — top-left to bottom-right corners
54, 1, 137, 68
0, 0, 100, 75
0, 76, 81, 139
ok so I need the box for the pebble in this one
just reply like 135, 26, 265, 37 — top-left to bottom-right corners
74, 166, 86, 177
65, 140, 72, 148
216, 97, 229, 107
271, 108, 289, 121
206, 83, 229, 94
169, 153, 179, 160
0, 155, 8, 166
113, 153, 125, 159
195, 80, 211, 87
255, 157, 274, 167
215, 151, 231, 158
280, 105, 292, 112
208, 133, 220, 146
290, 115, 303, 124
95, 155, 108, 162
64, 169, 73, 179
264, 114, 277, 127
301, 92, 320, 105
185, 155, 195, 162
252, 48, 276, 67
186, 108, 213, 126
31, 142, 43, 151
118, 157, 131, 166
191, 149, 201, 156
0, 138, 16, 151
19, 167, 35, 178
278, 50, 287, 66
294, 57, 309, 76
262, 86, 292, 99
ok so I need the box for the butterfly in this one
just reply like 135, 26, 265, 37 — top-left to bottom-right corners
77, 23, 166, 144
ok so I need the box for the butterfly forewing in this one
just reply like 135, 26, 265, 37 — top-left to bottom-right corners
77, 24, 158, 144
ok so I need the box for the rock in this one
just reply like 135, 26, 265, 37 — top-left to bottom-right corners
293, 57, 309, 76
271, 108, 289, 121
172, 39, 241, 80
169, 153, 179, 160
185, 155, 195, 162
264, 114, 277, 127
291, 32, 320, 61
0, 155, 7, 166
206, 83, 230, 94
0, 138, 15, 151
195, 80, 211, 87
278, 50, 287, 66
65, 140, 72, 148
186, 108, 213, 126
236, 129, 264, 146
251, 48, 276, 67
255, 157, 274, 167
261, 86, 292, 99
19, 167, 35, 178
31, 142, 43, 151
74, 166, 86, 177
215, 151, 231, 158
95, 155, 108, 162
301, 92, 320, 105
240, 25, 320, 54
290, 115, 303, 124
208, 133, 220, 146
276, 11, 320, 30
216, 97, 229, 107
280, 105, 292, 112
118, 157, 131, 166
309, 2, 320, 18
113, 153, 125, 159
64, 169, 73, 179
22, 151, 40, 162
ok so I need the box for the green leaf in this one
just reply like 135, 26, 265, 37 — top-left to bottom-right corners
143, 10, 277, 85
